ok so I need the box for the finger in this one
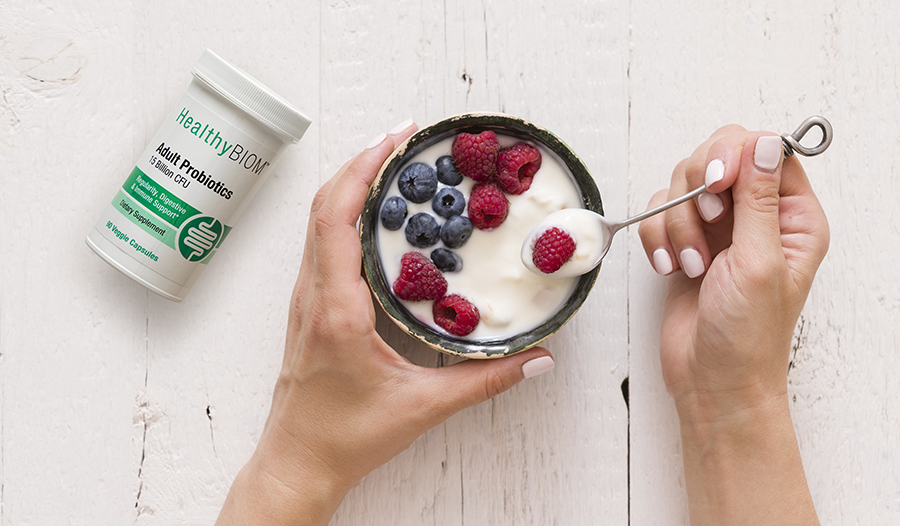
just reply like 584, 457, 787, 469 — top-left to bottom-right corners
311, 158, 354, 220
665, 160, 712, 279
316, 136, 395, 230
638, 125, 748, 277
303, 119, 420, 268
670, 135, 740, 225
731, 134, 785, 256
638, 189, 679, 276
312, 121, 418, 283
300, 157, 355, 272
419, 348, 555, 420
316, 120, 419, 231
701, 134, 746, 194
775, 157, 830, 289
777, 148, 828, 255
694, 137, 745, 223
682, 123, 747, 191
685, 162, 730, 225
388, 118, 417, 147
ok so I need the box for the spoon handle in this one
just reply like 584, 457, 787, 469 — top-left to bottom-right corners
608, 115, 834, 232
612, 185, 707, 231
782, 115, 833, 157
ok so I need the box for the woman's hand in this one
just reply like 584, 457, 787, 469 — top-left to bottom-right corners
639, 125, 829, 418
216, 120, 556, 526
638, 126, 829, 525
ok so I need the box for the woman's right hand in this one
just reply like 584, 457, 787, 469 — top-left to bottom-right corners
638, 126, 828, 525
638, 125, 829, 419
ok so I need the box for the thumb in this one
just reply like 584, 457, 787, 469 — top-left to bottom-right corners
426, 349, 555, 415
731, 134, 785, 255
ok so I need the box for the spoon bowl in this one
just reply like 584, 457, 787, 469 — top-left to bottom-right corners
521, 209, 611, 279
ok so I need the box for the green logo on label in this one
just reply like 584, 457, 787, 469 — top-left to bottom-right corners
178, 215, 224, 262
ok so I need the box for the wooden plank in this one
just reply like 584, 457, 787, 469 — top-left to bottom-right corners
326, 1, 630, 524
0, 0, 898, 524
627, 1, 900, 524
128, 2, 324, 523
0, 2, 146, 524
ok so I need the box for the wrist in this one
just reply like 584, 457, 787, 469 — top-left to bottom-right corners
676, 394, 819, 526
673, 383, 789, 430
216, 440, 350, 526
676, 389, 791, 449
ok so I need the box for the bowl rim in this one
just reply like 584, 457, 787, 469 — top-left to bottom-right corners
361, 112, 604, 358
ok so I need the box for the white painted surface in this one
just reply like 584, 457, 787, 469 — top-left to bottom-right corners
0, 1, 896, 524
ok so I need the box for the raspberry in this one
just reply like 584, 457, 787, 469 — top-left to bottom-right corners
531, 227, 576, 273
433, 294, 480, 336
496, 142, 542, 195
451, 130, 499, 182
392, 252, 448, 301
467, 182, 509, 230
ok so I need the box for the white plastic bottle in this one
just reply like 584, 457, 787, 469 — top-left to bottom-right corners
86, 50, 311, 302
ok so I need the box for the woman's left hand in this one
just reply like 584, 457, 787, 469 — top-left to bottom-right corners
216, 120, 556, 526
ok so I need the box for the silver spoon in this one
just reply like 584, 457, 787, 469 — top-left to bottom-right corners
521, 116, 834, 278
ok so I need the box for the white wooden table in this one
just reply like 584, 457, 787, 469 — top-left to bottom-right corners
2, 1, 897, 524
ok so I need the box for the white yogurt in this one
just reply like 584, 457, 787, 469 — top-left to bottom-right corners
376, 135, 585, 340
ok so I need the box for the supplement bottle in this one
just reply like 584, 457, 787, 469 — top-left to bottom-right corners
86, 50, 311, 302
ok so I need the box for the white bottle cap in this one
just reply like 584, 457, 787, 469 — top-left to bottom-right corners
191, 49, 312, 143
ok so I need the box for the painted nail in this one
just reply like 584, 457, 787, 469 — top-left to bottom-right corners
679, 248, 705, 278
698, 192, 724, 222
389, 118, 414, 135
652, 248, 674, 276
705, 158, 725, 188
365, 132, 387, 150
754, 136, 783, 172
522, 355, 555, 379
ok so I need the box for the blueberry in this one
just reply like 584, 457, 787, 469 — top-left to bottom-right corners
398, 162, 438, 203
405, 213, 441, 247
431, 248, 463, 272
431, 187, 466, 218
380, 196, 408, 230
440, 215, 473, 249
436, 155, 463, 186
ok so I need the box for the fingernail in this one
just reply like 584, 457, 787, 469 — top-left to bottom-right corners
698, 192, 724, 222
522, 355, 555, 379
679, 248, 705, 278
652, 248, 674, 276
754, 136, 783, 172
388, 118, 414, 135
365, 132, 387, 150
705, 158, 725, 188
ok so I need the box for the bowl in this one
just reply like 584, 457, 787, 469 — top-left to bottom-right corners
361, 112, 603, 358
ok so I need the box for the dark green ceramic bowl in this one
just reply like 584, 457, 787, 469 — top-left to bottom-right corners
361, 113, 603, 358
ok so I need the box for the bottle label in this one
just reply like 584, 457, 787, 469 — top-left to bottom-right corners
90, 89, 278, 285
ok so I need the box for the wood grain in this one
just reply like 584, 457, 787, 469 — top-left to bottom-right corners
0, 1, 896, 524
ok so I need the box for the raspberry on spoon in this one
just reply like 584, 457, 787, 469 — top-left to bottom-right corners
531, 227, 576, 274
